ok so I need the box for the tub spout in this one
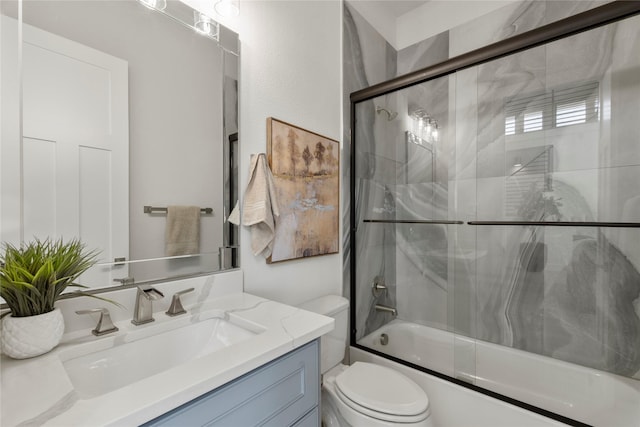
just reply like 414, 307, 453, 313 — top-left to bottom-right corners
375, 304, 397, 316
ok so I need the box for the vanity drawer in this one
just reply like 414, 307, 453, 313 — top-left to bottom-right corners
143, 339, 320, 427
293, 407, 319, 427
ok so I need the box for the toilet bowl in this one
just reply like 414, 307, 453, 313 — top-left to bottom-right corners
299, 295, 434, 427
322, 363, 433, 427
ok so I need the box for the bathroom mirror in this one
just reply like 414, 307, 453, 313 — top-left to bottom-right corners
0, 0, 239, 293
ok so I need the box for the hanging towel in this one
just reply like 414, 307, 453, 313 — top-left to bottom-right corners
227, 200, 240, 225
233, 153, 280, 257
165, 205, 201, 256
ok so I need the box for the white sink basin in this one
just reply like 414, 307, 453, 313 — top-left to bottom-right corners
62, 317, 257, 398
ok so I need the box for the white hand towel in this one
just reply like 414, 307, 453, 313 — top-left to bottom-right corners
241, 153, 280, 257
228, 200, 240, 225
165, 205, 201, 256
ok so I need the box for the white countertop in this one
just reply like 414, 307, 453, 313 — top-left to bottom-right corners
1, 292, 334, 426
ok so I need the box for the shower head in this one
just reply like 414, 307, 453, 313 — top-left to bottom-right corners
376, 106, 398, 121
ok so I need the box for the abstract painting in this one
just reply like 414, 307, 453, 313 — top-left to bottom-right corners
266, 117, 339, 263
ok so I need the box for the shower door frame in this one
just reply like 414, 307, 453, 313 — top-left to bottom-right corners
349, 1, 640, 426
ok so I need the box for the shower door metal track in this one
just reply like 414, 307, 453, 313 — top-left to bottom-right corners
363, 219, 464, 225
349, 0, 640, 103
467, 221, 640, 228
349, 2, 640, 427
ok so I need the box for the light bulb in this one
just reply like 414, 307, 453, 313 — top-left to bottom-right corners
139, 0, 166, 11
194, 12, 218, 38
215, 0, 240, 17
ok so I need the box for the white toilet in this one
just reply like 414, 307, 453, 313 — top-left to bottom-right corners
300, 295, 434, 427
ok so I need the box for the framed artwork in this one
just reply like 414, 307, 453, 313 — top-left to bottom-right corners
266, 117, 340, 263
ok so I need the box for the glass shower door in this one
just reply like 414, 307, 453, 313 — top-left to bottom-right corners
351, 6, 640, 425
351, 73, 478, 383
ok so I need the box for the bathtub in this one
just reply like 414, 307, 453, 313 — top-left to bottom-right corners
357, 320, 640, 427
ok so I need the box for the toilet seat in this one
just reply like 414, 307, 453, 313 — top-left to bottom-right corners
334, 362, 430, 423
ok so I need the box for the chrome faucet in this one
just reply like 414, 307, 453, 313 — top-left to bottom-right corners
375, 304, 397, 316
132, 287, 164, 325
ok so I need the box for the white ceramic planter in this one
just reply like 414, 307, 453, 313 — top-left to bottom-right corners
1, 308, 65, 359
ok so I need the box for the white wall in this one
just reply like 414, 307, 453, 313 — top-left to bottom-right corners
239, 0, 342, 305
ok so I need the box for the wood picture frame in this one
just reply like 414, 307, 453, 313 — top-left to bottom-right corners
266, 117, 340, 263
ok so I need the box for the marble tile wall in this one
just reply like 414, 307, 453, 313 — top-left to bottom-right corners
343, 2, 398, 339
345, 0, 640, 378
468, 11, 640, 378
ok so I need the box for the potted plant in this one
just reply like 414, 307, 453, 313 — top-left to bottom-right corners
0, 238, 99, 359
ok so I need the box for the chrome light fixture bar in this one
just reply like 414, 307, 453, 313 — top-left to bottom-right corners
409, 109, 439, 145
193, 11, 219, 39
138, 0, 220, 42
139, 0, 166, 11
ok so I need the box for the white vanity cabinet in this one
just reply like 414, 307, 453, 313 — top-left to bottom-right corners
142, 339, 320, 427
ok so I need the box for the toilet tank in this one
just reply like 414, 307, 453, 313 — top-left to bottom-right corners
299, 295, 349, 374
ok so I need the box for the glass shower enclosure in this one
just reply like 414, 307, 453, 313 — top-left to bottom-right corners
350, 2, 640, 425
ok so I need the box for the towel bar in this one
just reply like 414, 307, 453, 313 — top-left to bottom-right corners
143, 206, 213, 214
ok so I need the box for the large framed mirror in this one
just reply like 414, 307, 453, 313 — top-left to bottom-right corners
0, 0, 239, 294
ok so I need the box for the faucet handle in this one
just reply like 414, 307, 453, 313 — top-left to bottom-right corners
372, 276, 387, 297
165, 288, 195, 317
76, 308, 119, 336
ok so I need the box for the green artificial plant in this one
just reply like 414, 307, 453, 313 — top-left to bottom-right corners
0, 238, 100, 317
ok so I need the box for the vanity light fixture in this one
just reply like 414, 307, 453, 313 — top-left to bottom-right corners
139, 0, 166, 12
409, 109, 439, 144
214, 0, 240, 17
193, 11, 219, 39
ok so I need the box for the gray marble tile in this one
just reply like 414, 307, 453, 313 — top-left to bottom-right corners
473, 225, 525, 344
453, 68, 478, 182
543, 0, 613, 25
396, 247, 450, 330
476, 177, 506, 221
397, 31, 448, 77
361, 179, 395, 221
608, 14, 640, 169
343, 2, 399, 308
546, 22, 613, 89
476, 45, 547, 179
449, 1, 546, 58
344, 0, 640, 380
344, 3, 396, 89
550, 167, 640, 224
354, 221, 397, 339
451, 177, 476, 223
448, 226, 480, 338
473, 177, 640, 377
394, 183, 449, 222
541, 230, 640, 378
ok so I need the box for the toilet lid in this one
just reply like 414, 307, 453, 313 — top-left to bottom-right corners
335, 362, 429, 416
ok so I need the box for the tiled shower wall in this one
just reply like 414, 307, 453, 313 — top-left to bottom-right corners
344, 0, 640, 379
